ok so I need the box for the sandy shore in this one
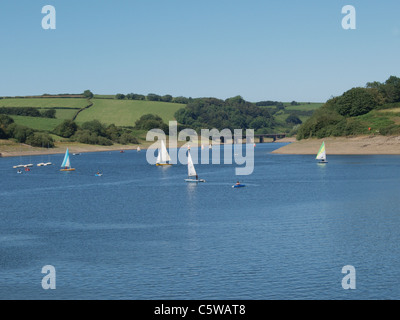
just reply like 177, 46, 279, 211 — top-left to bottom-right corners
6, 135, 396, 158
272, 135, 400, 155
0, 140, 143, 158
0, 139, 216, 158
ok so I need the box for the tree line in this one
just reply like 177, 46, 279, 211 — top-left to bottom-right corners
174, 96, 276, 133
0, 107, 56, 118
114, 92, 191, 104
53, 120, 139, 146
297, 76, 400, 139
0, 115, 55, 147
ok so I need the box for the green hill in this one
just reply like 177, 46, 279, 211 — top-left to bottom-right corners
0, 97, 183, 131
75, 99, 183, 126
297, 76, 400, 139
0, 97, 89, 131
0, 95, 323, 148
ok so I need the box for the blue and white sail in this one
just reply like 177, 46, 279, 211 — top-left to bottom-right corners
61, 148, 71, 169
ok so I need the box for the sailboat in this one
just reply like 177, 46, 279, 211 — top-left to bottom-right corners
185, 150, 205, 183
156, 140, 172, 166
60, 148, 75, 171
316, 141, 328, 164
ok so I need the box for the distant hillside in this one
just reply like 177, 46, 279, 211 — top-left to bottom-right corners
0, 95, 321, 134
297, 76, 400, 139
0, 93, 322, 149
75, 99, 183, 126
0, 97, 182, 130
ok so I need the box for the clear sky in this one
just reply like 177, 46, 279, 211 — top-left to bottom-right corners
1, 0, 399, 102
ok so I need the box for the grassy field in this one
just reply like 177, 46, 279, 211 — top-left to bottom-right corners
75, 99, 184, 126
1, 97, 322, 135
10, 115, 64, 131
1, 97, 87, 125
284, 102, 324, 111
270, 103, 323, 132
0, 98, 88, 109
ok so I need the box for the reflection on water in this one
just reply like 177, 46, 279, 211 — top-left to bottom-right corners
1, 145, 400, 299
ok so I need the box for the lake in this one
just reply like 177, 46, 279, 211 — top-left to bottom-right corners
1, 143, 400, 300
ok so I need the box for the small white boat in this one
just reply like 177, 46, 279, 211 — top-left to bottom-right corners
156, 140, 172, 166
316, 141, 328, 164
137, 147, 141, 152
185, 150, 205, 183
60, 148, 76, 172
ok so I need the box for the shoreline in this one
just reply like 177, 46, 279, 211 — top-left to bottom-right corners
271, 135, 400, 155
0, 137, 296, 159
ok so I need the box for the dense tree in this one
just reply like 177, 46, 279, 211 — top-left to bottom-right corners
72, 129, 113, 146
286, 114, 302, 125
0, 127, 6, 139
147, 93, 161, 101
81, 120, 106, 137
161, 95, 173, 102
126, 93, 146, 100
135, 114, 168, 133
0, 114, 14, 128
118, 132, 139, 144
8, 124, 34, 143
334, 87, 378, 117
53, 120, 78, 138
172, 96, 190, 104
174, 96, 274, 132
41, 109, 56, 118
83, 90, 94, 99
0, 107, 41, 117
255, 101, 281, 107
383, 76, 400, 103
115, 93, 126, 100
25, 132, 55, 148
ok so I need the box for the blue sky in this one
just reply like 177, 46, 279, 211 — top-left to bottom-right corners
0, 0, 399, 102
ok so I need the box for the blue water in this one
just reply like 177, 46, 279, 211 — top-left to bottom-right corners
1, 143, 400, 300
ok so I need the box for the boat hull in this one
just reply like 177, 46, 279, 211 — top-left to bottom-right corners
232, 184, 246, 188
185, 179, 206, 183
60, 168, 76, 172
156, 163, 172, 166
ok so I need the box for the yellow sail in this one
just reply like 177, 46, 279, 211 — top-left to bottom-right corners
316, 142, 326, 161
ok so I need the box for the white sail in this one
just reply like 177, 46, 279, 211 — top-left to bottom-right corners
187, 151, 197, 177
316, 142, 326, 161
61, 148, 71, 168
156, 152, 161, 164
157, 140, 171, 164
